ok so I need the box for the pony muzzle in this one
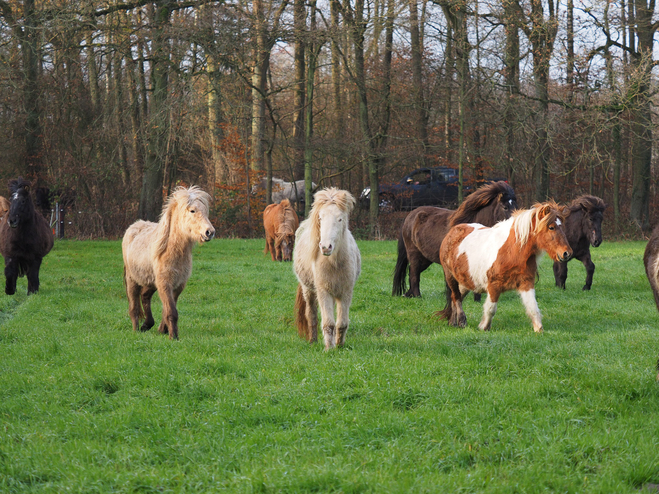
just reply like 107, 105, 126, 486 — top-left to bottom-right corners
558, 250, 572, 262
321, 244, 333, 256
202, 228, 215, 242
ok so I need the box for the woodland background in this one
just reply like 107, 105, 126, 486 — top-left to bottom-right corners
0, 0, 656, 239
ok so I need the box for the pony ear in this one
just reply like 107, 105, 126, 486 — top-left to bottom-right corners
344, 191, 356, 214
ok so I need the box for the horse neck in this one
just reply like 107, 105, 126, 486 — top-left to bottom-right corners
156, 216, 195, 261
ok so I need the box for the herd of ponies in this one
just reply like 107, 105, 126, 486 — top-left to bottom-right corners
0, 177, 657, 374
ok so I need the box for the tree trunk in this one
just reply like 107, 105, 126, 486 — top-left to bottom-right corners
409, 0, 428, 165
292, 0, 306, 180
138, 2, 171, 221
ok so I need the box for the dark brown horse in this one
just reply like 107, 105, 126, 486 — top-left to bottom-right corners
0, 178, 54, 295
392, 181, 517, 298
553, 195, 606, 290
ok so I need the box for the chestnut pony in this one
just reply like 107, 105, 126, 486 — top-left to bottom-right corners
393, 181, 517, 298
293, 188, 361, 350
263, 199, 299, 261
438, 201, 572, 333
122, 186, 215, 340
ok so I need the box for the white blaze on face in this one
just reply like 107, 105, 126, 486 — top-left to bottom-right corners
556, 218, 562, 226
458, 218, 515, 291
319, 204, 345, 256
11, 193, 18, 201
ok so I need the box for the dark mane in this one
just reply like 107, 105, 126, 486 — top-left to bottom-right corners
8, 177, 31, 195
568, 195, 606, 214
449, 181, 515, 227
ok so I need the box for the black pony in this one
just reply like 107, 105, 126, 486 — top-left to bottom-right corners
553, 195, 606, 290
392, 181, 517, 298
0, 178, 54, 295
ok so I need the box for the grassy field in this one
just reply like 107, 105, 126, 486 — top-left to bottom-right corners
0, 237, 658, 493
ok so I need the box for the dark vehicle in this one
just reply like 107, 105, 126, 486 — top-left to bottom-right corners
360, 167, 462, 211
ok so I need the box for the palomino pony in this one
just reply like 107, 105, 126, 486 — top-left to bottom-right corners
553, 195, 606, 290
263, 199, 299, 261
393, 181, 517, 297
122, 186, 215, 340
0, 179, 54, 295
438, 201, 572, 333
293, 188, 361, 350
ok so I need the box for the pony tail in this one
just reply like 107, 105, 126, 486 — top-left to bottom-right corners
392, 234, 409, 296
435, 281, 453, 320
295, 284, 310, 340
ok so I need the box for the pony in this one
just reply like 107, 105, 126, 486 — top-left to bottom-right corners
393, 181, 517, 298
438, 201, 572, 333
293, 188, 361, 350
553, 195, 606, 290
122, 186, 215, 340
252, 177, 317, 206
0, 178, 54, 295
0, 196, 8, 223
263, 199, 299, 261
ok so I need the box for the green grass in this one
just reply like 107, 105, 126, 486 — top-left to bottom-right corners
0, 238, 658, 493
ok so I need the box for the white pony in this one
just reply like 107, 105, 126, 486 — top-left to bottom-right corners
252, 177, 317, 205
293, 188, 361, 349
122, 186, 215, 340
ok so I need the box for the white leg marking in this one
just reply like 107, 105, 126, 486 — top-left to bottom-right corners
519, 289, 542, 333
478, 294, 497, 331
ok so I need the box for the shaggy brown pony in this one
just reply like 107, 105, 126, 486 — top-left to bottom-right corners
263, 199, 299, 261
0, 178, 54, 295
643, 226, 659, 381
438, 201, 571, 333
122, 186, 215, 340
392, 181, 517, 298
553, 195, 606, 290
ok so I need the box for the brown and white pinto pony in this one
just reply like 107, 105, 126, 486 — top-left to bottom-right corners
122, 186, 215, 340
263, 199, 299, 261
392, 181, 517, 298
438, 201, 572, 333
293, 188, 361, 350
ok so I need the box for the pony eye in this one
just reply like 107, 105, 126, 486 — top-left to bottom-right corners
190, 209, 196, 214
549, 225, 555, 231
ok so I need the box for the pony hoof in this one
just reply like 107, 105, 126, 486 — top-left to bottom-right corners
534, 327, 544, 333
5, 288, 15, 295
582, 285, 591, 291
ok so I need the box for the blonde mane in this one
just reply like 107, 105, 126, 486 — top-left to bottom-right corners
153, 186, 211, 259
308, 188, 356, 257
513, 200, 566, 246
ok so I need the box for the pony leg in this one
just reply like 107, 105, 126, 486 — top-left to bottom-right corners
4, 260, 18, 295
478, 292, 499, 331
553, 260, 567, 289
580, 252, 595, 291
268, 237, 277, 261
317, 291, 337, 350
140, 287, 157, 331
157, 285, 179, 340
126, 278, 143, 332
335, 291, 353, 347
519, 289, 543, 333
406, 252, 432, 298
26, 257, 43, 294
304, 289, 319, 343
